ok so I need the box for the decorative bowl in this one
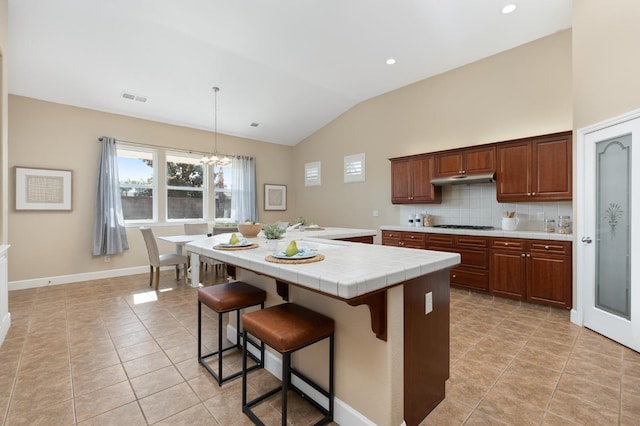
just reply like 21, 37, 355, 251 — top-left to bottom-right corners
237, 223, 262, 238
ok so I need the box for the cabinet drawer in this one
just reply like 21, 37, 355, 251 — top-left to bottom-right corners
428, 234, 454, 247
490, 238, 524, 251
529, 240, 571, 255
403, 232, 426, 243
455, 235, 488, 249
450, 268, 489, 292
458, 249, 488, 269
381, 232, 401, 246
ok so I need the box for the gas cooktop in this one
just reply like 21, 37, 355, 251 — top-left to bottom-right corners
432, 225, 495, 230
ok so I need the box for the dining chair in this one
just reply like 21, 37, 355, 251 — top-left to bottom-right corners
184, 222, 220, 279
140, 227, 188, 290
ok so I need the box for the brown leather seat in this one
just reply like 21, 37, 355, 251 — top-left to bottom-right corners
242, 302, 334, 353
197, 282, 266, 386
199, 282, 266, 313
241, 303, 334, 425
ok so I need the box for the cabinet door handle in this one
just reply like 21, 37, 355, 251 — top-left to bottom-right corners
532, 192, 536, 196
526, 253, 531, 258
521, 253, 526, 257
527, 192, 531, 196
504, 242, 509, 246
544, 245, 550, 250
452, 274, 457, 278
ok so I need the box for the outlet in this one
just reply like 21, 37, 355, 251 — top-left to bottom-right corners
372, 210, 379, 217
425, 292, 433, 315
104, 255, 111, 263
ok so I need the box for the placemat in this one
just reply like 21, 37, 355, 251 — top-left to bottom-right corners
265, 254, 325, 264
213, 243, 259, 251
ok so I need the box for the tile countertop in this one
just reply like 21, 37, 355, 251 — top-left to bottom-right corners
380, 225, 575, 241
186, 230, 460, 299
285, 226, 377, 239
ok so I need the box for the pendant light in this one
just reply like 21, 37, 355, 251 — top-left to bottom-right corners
202, 86, 232, 167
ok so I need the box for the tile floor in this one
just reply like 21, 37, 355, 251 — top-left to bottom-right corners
0, 271, 638, 425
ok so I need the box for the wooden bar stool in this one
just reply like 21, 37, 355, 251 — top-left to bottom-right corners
241, 303, 334, 425
198, 282, 266, 386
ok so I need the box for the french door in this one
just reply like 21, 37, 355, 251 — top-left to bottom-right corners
578, 110, 640, 352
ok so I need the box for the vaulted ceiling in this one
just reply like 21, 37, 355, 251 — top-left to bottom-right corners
8, 0, 572, 146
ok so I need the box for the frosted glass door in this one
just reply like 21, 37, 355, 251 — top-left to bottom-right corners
579, 110, 640, 352
596, 136, 631, 319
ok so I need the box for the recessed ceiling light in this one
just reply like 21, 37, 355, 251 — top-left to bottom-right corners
386, 58, 396, 65
501, 4, 517, 14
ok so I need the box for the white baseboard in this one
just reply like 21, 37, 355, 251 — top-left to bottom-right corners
227, 324, 377, 426
8, 265, 154, 291
0, 312, 10, 346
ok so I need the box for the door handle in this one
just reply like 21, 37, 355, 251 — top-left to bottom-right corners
581, 236, 593, 244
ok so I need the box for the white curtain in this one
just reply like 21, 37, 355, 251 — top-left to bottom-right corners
230, 155, 257, 223
92, 137, 129, 255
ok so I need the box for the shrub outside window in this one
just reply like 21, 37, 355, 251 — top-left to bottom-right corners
213, 165, 232, 219
166, 152, 206, 220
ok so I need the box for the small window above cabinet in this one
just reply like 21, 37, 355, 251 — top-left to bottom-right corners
434, 145, 496, 177
390, 154, 441, 204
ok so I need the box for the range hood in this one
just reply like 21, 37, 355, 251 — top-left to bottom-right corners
430, 172, 496, 186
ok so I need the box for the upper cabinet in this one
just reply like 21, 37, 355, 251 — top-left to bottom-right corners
390, 154, 441, 204
496, 131, 572, 202
434, 145, 496, 177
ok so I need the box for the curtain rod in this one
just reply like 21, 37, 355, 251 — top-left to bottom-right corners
97, 136, 238, 158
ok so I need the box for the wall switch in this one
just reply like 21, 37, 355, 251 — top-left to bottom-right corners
104, 255, 111, 263
425, 292, 433, 315
372, 210, 379, 217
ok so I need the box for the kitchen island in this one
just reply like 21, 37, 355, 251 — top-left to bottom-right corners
186, 229, 460, 425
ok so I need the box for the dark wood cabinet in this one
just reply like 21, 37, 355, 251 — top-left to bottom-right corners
489, 238, 572, 308
380, 229, 572, 308
434, 145, 496, 177
381, 230, 426, 249
496, 131, 572, 202
428, 234, 489, 292
390, 155, 441, 204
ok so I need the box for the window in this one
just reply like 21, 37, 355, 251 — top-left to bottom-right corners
117, 146, 157, 222
166, 152, 206, 220
212, 165, 232, 219
344, 153, 365, 183
305, 161, 321, 187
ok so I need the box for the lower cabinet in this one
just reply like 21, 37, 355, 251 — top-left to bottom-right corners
428, 234, 489, 292
381, 230, 426, 249
380, 230, 573, 309
489, 238, 572, 309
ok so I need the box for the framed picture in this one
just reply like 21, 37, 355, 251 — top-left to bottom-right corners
264, 184, 287, 211
15, 167, 73, 211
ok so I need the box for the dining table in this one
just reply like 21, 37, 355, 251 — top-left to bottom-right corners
158, 234, 209, 256
157, 234, 209, 278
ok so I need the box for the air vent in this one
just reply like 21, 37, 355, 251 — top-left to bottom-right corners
121, 92, 148, 103
250, 122, 260, 127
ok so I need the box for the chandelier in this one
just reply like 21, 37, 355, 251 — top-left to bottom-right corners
202, 86, 232, 167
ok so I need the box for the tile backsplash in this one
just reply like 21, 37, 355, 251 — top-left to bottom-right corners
396, 183, 573, 232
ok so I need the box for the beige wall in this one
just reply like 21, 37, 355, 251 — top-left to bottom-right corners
292, 31, 572, 232
8, 96, 294, 282
573, 0, 640, 130
1, 0, 8, 244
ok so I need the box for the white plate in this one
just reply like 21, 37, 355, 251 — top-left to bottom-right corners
272, 249, 318, 259
218, 239, 252, 247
